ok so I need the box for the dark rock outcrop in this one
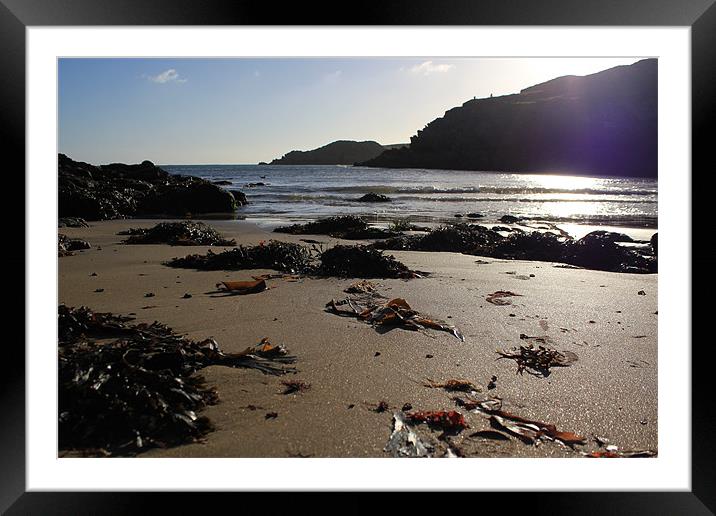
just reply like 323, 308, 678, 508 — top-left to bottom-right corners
359, 59, 657, 178
357, 193, 391, 203
270, 140, 386, 165
651, 233, 657, 255
58, 154, 237, 221
230, 190, 248, 206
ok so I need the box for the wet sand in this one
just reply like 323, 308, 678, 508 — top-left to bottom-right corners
58, 219, 658, 458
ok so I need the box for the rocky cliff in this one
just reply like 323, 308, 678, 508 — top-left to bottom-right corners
269, 140, 386, 165
359, 59, 657, 177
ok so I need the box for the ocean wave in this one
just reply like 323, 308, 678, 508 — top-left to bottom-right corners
323, 185, 656, 196
247, 193, 657, 204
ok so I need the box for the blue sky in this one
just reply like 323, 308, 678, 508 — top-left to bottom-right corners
58, 57, 642, 165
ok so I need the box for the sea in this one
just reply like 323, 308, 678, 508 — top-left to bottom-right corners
162, 164, 658, 240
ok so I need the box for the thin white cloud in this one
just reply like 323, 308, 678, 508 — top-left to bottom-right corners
409, 61, 454, 75
146, 69, 187, 84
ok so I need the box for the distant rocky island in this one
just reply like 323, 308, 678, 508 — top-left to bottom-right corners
359, 59, 657, 178
268, 140, 405, 165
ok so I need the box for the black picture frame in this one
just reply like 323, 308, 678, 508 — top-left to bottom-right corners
2, 0, 712, 513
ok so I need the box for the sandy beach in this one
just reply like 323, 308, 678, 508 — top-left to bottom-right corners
58, 219, 657, 458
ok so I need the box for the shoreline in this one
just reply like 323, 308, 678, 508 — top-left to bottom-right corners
59, 219, 657, 458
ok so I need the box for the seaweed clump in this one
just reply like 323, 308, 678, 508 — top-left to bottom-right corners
119, 221, 235, 246
59, 305, 296, 456
275, 215, 398, 240
316, 245, 416, 278
166, 240, 313, 274
167, 241, 419, 279
375, 224, 501, 253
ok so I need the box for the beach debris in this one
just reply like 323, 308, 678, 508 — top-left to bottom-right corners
424, 378, 482, 393
374, 400, 390, 413
216, 279, 267, 295
584, 449, 657, 458
405, 410, 468, 435
487, 375, 498, 390
326, 294, 464, 341
58, 305, 297, 456
166, 240, 313, 274
265, 412, 279, 420
58, 234, 91, 256
402, 403, 413, 411
144, 292, 155, 297
638, 290, 646, 295
119, 221, 236, 246
344, 279, 379, 294
486, 291, 522, 306
453, 396, 585, 447
275, 215, 398, 240
280, 379, 311, 395
182, 293, 192, 299
469, 430, 510, 441
384, 411, 432, 457
94, 288, 104, 293
374, 352, 381, 357
497, 344, 577, 377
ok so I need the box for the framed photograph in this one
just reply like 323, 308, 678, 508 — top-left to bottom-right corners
3, 0, 712, 512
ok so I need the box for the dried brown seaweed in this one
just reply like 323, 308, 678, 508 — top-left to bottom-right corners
280, 379, 311, 395
405, 410, 468, 434
486, 291, 522, 306
452, 396, 586, 447
216, 279, 267, 295
325, 295, 464, 341
497, 344, 577, 377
